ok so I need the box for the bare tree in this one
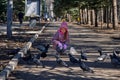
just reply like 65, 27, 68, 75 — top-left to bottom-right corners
112, 0, 118, 29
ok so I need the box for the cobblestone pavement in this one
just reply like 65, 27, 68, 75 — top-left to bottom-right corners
7, 22, 120, 80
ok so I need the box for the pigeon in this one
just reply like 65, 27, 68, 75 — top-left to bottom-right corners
97, 53, 108, 61
33, 57, 45, 68
109, 54, 120, 67
56, 58, 69, 67
20, 50, 34, 64
36, 53, 41, 60
78, 58, 94, 73
113, 52, 120, 61
115, 51, 120, 54
97, 49, 103, 55
113, 50, 120, 56
55, 54, 69, 67
113, 48, 120, 54
36, 44, 49, 58
21, 50, 32, 61
68, 53, 78, 64
80, 50, 87, 60
70, 47, 78, 55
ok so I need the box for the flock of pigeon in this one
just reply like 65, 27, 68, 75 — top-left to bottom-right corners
10, 44, 120, 73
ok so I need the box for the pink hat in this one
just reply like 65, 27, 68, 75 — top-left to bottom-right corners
61, 22, 68, 28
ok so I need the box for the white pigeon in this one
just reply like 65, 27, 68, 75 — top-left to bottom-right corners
70, 47, 78, 55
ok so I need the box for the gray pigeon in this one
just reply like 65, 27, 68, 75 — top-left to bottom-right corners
113, 52, 120, 61
113, 48, 120, 54
33, 57, 45, 68
36, 44, 49, 58
96, 49, 108, 62
78, 58, 94, 73
98, 49, 103, 55
68, 53, 78, 64
97, 53, 108, 61
80, 50, 87, 60
55, 54, 69, 67
109, 54, 120, 67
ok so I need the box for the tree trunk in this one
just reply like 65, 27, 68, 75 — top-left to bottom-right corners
80, 9, 83, 24
112, 0, 118, 29
83, 9, 85, 24
100, 8, 103, 29
91, 10, 95, 25
94, 9, 98, 27
106, 6, 110, 28
87, 9, 91, 25
110, 6, 112, 23
84, 8, 87, 24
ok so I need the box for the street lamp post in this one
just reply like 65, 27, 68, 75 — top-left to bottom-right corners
7, 0, 13, 38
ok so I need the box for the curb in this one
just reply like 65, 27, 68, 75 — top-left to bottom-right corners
0, 24, 47, 80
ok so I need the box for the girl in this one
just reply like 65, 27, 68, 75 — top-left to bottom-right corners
52, 21, 70, 55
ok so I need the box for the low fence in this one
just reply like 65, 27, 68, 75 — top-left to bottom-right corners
0, 24, 48, 80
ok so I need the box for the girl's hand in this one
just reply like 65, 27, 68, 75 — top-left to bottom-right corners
63, 44, 67, 49
58, 42, 63, 49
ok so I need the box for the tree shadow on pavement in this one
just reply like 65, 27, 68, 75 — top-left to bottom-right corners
8, 69, 110, 80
